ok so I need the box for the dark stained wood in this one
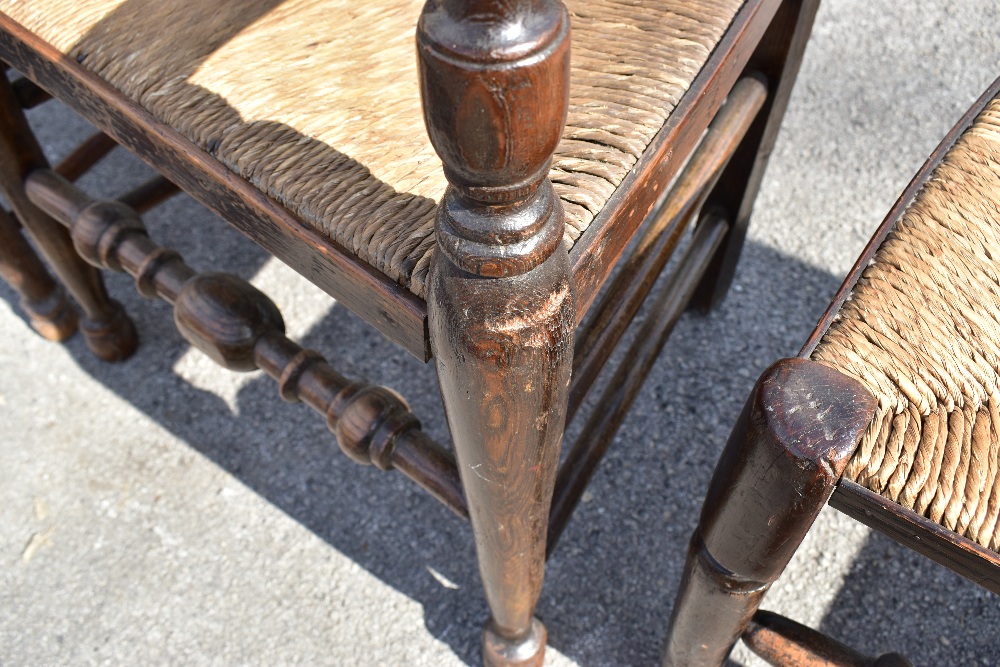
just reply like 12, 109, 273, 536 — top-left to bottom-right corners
117, 175, 180, 214
568, 0, 783, 321
800, 73, 1000, 357
830, 480, 1000, 596
667, 72, 1000, 667
549, 211, 729, 555
53, 131, 116, 182
11, 75, 50, 109
663, 359, 876, 667
742, 610, 912, 667
0, 0, 808, 360
0, 16, 430, 360
419, 2, 574, 664
24, 167, 92, 222
24, 167, 468, 518
691, 0, 821, 311
0, 74, 136, 361
569, 77, 767, 420
0, 205, 76, 340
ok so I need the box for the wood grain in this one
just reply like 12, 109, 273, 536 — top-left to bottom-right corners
691, 0, 821, 311
420, 2, 574, 664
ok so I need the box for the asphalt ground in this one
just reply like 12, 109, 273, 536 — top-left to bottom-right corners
2, 2, 999, 665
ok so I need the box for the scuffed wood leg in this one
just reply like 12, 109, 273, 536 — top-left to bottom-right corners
0, 75, 135, 360
0, 206, 76, 340
662, 358, 876, 667
691, 0, 820, 311
418, 2, 573, 665
432, 244, 573, 666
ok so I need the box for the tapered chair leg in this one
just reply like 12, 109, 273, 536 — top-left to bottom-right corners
691, 0, 820, 311
0, 74, 136, 361
662, 358, 876, 667
0, 206, 76, 340
419, 2, 574, 664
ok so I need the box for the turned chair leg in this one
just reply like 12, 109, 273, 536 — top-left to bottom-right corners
691, 0, 820, 311
662, 358, 876, 667
0, 206, 76, 340
419, 2, 573, 664
0, 74, 136, 361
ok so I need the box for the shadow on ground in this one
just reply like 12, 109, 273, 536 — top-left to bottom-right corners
6, 106, 998, 667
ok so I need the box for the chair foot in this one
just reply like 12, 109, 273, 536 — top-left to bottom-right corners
483, 618, 546, 667
79, 299, 138, 362
21, 286, 78, 341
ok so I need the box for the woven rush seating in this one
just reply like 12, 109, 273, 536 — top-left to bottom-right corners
812, 93, 1000, 553
0, 0, 761, 360
1, 0, 746, 299
0, 0, 818, 664
663, 78, 1000, 667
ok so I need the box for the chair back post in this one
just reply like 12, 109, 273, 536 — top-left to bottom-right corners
418, 1, 575, 664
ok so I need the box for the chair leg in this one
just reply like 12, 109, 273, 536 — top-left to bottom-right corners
662, 358, 876, 667
419, 3, 574, 664
431, 243, 573, 666
0, 206, 77, 340
690, 0, 821, 312
0, 74, 136, 361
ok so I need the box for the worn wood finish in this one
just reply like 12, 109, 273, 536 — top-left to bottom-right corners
11, 75, 50, 109
664, 73, 1000, 667
568, 0, 783, 321
549, 211, 729, 555
0, 205, 76, 340
691, 0, 820, 311
0, 17, 430, 360
0, 74, 136, 361
0, 1, 794, 359
830, 480, 1000, 595
800, 74, 1000, 357
663, 359, 877, 667
24, 167, 468, 518
53, 131, 116, 182
568, 77, 767, 420
419, 2, 574, 664
742, 611, 912, 667
117, 175, 181, 215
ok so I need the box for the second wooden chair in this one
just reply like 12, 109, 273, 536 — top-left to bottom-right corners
663, 75, 1000, 667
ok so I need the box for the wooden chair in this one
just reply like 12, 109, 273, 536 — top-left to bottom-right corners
0, 1, 817, 664
663, 76, 1000, 666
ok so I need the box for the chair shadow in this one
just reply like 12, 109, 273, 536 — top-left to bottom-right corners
8, 1, 997, 664
813, 529, 999, 665
2, 153, 854, 666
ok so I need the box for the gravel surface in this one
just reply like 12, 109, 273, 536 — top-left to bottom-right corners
2, 2, 999, 666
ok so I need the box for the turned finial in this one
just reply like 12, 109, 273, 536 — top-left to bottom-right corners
417, 0, 571, 277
